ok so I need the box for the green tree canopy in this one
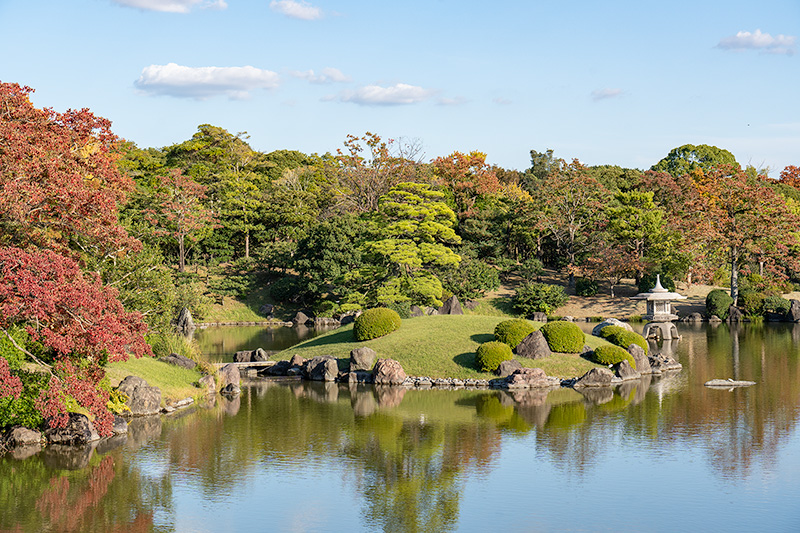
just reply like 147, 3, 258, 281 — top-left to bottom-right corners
651, 144, 738, 177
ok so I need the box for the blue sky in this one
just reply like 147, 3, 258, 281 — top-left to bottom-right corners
1, 0, 797, 174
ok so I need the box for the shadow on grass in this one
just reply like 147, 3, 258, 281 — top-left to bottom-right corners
453, 351, 479, 372
488, 296, 516, 315
470, 333, 495, 344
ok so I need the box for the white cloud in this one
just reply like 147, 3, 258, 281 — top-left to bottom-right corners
492, 97, 512, 105
717, 29, 796, 55
290, 67, 350, 84
135, 63, 279, 99
270, 0, 322, 20
335, 83, 436, 106
591, 88, 623, 101
112, 0, 227, 13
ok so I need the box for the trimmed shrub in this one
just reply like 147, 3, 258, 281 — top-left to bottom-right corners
599, 325, 648, 356
353, 307, 402, 341
575, 278, 599, 297
738, 289, 765, 317
706, 289, 733, 320
763, 295, 791, 315
494, 319, 536, 348
540, 321, 585, 353
591, 344, 636, 369
513, 282, 568, 315
475, 341, 514, 373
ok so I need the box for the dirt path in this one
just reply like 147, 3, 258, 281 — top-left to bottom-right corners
486, 271, 716, 319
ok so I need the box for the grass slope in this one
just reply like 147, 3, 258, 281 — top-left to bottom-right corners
106, 357, 202, 405
275, 315, 608, 379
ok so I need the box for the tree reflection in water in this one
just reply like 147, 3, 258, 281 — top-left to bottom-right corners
2, 323, 800, 531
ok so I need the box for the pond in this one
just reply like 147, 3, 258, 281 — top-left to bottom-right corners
2, 323, 800, 532
192, 323, 336, 362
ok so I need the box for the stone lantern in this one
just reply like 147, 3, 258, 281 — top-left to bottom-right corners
630, 275, 686, 340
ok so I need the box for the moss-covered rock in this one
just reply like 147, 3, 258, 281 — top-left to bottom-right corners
540, 321, 584, 353
353, 308, 402, 341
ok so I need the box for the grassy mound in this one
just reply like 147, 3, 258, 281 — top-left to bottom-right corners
275, 315, 608, 379
106, 357, 203, 405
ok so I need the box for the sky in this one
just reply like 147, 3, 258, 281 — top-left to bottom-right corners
0, 0, 798, 174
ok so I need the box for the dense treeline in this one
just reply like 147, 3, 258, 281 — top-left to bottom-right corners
2, 81, 800, 433
119, 125, 800, 320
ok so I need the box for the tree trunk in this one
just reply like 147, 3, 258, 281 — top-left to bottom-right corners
730, 245, 739, 305
245, 229, 250, 259
178, 234, 186, 273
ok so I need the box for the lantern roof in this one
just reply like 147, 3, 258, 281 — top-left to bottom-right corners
630, 275, 687, 302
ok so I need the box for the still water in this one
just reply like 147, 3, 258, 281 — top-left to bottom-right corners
2, 323, 800, 532
192, 324, 334, 362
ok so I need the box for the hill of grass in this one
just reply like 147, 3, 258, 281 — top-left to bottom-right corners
274, 315, 609, 379
106, 357, 203, 405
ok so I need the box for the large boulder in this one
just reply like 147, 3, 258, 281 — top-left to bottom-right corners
495, 359, 523, 377
679, 312, 704, 323
350, 347, 377, 372
439, 295, 463, 315
218, 364, 241, 393
613, 360, 640, 381
573, 367, 614, 387
787, 300, 800, 322
627, 343, 651, 374
303, 356, 339, 382
504, 367, 552, 389
198, 374, 216, 395
529, 312, 548, 322
591, 318, 633, 337
259, 303, 275, 317
4, 426, 43, 446
253, 348, 269, 362
648, 353, 682, 373
409, 305, 425, 317
292, 311, 310, 325
117, 376, 161, 416
233, 350, 251, 363
159, 352, 196, 369
372, 358, 407, 385
264, 360, 292, 376
515, 330, 552, 360
175, 307, 195, 333
44, 413, 100, 445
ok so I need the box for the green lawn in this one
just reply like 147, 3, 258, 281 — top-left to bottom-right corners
275, 315, 609, 379
106, 356, 203, 405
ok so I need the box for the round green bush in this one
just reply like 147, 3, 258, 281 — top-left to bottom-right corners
591, 344, 636, 369
540, 321, 585, 353
598, 325, 648, 356
706, 289, 733, 320
353, 307, 402, 341
475, 341, 514, 373
513, 281, 568, 315
763, 295, 791, 315
494, 319, 536, 348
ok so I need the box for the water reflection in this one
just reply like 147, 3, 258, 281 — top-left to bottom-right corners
193, 324, 336, 362
2, 323, 800, 531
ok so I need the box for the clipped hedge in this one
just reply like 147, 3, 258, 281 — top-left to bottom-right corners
598, 325, 648, 356
591, 344, 636, 369
475, 341, 514, 373
540, 321, 585, 354
706, 289, 733, 320
353, 308, 402, 341
494, 319, 536, 348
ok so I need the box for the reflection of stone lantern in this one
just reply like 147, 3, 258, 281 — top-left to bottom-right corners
630, 275, 686, 340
